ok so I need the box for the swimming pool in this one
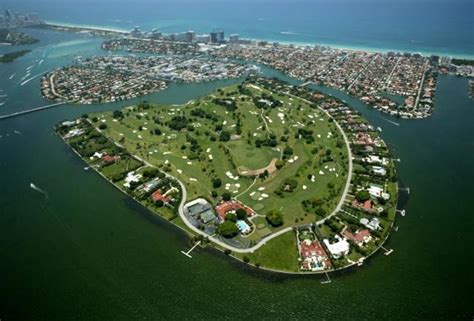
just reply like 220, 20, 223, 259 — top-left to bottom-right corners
236, 220, 251, 234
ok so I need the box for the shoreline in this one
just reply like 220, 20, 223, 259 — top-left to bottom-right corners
44, 21, 474, 60
54, 77, 399, 276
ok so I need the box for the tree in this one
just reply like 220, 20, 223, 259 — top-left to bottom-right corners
168, 116, 188, 131
243, 256, 250, 263
275, 160, 285, 170
218, 221, 239, 238
236, 208, 247, 220
226, 213, 237, 222
356, 190, 370, 202
283, 146, 294, 156
222, 192, 231, 201
266, 209, 284, 227
98, 123, 107, 130
154, 128, 162, 135
315, 207, 326, 217
219, 131, 231, 142
212, 178, 222, 188
113, 110, 123, 119
155, 200, 164, 208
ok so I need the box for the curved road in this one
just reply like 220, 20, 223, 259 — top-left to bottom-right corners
130, 88, 353, 254
172, 90, 353, 253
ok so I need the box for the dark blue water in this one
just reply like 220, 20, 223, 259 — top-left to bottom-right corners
0, 24, 473, 321
3, 0, 474, 58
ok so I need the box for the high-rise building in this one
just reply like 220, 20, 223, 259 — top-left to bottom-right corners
151, 29, 162, 39
196, 34, 211, 43
186, 30, 195, 42
26, 13, 41, 24
229, 34, 239, 44
130, 26, 143, 38
210, 29, 224, 43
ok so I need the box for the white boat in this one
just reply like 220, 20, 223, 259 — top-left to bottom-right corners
9, 73, 15, 80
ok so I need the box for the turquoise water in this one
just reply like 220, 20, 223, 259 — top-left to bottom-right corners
3, 0, 474, 58
0, 26, 473, 320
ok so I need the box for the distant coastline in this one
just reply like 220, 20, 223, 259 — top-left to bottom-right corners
44, 20, 474, 60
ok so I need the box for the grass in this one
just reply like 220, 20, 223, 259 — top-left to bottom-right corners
227, 140, 279, 170
240, 231, 299, 272
87, 81, 350, 269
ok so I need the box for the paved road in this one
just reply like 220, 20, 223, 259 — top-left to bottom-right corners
113, 89, 353, 254
284, 92, 353, 225
174, 90, 354, 253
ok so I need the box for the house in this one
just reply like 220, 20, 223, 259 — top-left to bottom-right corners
368, 184, 390, 200
360, 217, 380, 231
372, 166, 387, 176
215, 200, 255, 220
151, 189, 171, 204
323, 235, 350, 259
123, 171, 142, 188
102, 154, 121, 164
351, 199, 376, 213
342, 229, 372, 246
299, 239, 331, 271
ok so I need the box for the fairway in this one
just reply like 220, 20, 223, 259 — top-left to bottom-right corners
92, 79, 349, 233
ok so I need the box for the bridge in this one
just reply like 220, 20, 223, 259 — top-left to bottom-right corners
0, 102, 66, 121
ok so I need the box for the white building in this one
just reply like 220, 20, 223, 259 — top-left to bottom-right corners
323, 235, 350, 259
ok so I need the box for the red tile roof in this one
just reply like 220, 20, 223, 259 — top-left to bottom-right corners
300, 240, 326, 259
151, 189, 171, 203
343, 229, 372, 244
215, 200, 255, 220
102, 154, 120, 163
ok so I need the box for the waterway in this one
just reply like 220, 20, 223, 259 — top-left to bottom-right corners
0, 29, 473, 320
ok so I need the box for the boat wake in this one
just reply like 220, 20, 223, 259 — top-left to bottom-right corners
280, 31, 299, 35
21, 72, 44, 86
380, 117, 400, 126
30, 182, 49, 198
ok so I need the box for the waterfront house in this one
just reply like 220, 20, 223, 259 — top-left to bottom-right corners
342, 229, 372, 247
323, 235, 350, 259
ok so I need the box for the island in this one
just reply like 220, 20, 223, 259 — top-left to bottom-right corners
0, 49, 31, 63
0, 28, 38, 45
56, 77, 398, 273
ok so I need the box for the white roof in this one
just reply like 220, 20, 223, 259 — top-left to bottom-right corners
324, 236, 349, 256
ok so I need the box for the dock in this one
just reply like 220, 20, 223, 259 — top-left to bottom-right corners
396, 209, 406, 216
381, 246, 394, 256
181, 240, 201, 259
321, 272, 332, 284
0, 102, 66, 121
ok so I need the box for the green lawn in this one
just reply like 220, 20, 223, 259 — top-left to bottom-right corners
243, 230, 299, 272
90, 81, 349, 244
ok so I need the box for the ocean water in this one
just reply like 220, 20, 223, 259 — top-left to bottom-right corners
0, 5, 473, 321
3, 0, 474, 58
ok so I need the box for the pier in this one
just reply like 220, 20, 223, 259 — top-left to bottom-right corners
321, 272, 332, 284
381, 246, 394, 256
0, 102, 66, 120
181, 241, 201, 259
